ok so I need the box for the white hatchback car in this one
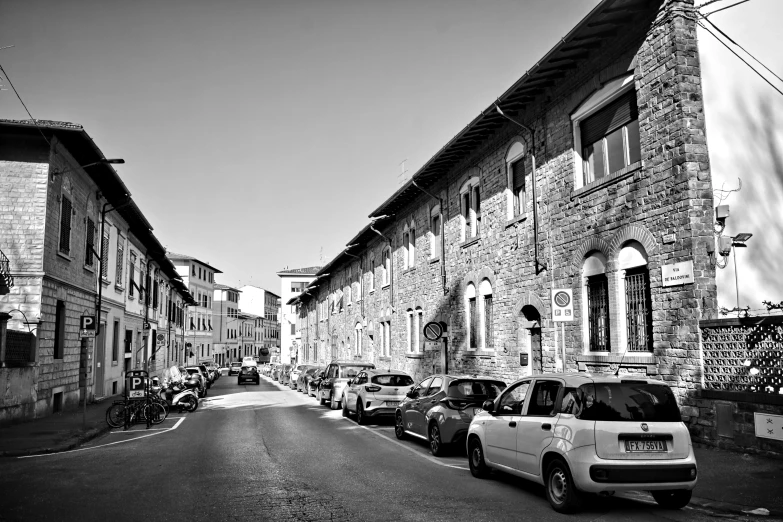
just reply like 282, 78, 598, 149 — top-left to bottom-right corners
342, 369, 415, 425
467, 373, 697, 513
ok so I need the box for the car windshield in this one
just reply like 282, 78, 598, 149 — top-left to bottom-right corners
185, 368, 199, 375
231, 363, 241, 367
577, 382, 682, 422
241, 366, 257, 373
339, 366, 370, 379
371, 374, 414, 386
448, 380, 506, 399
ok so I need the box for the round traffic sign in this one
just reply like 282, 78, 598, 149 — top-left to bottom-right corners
423, 321, 443, 341
554, 291, 571, 307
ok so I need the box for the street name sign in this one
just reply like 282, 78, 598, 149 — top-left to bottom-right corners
551, 289, 574, 322
662, 260, 694, 287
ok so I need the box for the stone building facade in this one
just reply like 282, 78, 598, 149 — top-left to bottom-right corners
0, 120, 195, 425
291, 0, 717, 411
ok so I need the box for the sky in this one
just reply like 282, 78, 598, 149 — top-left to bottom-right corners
1, 0, 781, 312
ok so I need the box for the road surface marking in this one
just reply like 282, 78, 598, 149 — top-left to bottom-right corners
18, 417, 185, 459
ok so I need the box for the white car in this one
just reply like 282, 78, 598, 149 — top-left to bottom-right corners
288, 364, 311, 390
466, 373, 697, 513
342, 369, 414, 425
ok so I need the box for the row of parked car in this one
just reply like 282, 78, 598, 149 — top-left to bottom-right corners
179, 363, 222, 397
258, 360, 698, 514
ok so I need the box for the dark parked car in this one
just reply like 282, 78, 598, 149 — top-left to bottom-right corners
308, 368, 326, 397
238, 365, 260, 385
395, 374, 506, 456
299, 367, 322, 394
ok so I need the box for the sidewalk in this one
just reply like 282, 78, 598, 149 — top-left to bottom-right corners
2, 404, 781, 517
0, 394, 121, 457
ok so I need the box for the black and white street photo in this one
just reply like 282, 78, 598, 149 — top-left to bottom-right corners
1, 1, 782, 521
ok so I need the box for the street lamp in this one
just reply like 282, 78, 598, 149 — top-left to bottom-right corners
731, 233, 753, 317
52, 158, 125, 177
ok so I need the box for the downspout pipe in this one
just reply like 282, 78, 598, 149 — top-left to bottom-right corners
412, 180, 447, 296
369, 218, 394, 311
494, 104, 547, 275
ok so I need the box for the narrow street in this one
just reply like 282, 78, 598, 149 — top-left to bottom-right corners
0, 373, 752, 522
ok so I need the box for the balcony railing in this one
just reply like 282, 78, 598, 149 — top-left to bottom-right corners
0, 249, 13, 295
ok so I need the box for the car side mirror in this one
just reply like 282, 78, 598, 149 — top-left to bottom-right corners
482, 400, 495, 413
406, 390, 417, 399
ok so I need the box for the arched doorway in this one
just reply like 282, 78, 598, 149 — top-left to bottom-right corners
520, 305, 542, 376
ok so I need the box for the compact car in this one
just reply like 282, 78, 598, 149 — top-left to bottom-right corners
278, 364, 293, 386
237, 365, 260, 385
395, 374, 506, 457
289, 364, 313, 390
182, 366, 209, 398
466, 373, 697, 513
318, 361, 376, 409
297, 367, 321, 393
343, 369, 414, 425
228, 362, 243, 376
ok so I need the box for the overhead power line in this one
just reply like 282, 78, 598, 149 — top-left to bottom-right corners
0, 62, 52, 147
697, 21, 783, 97
700, 0, 751, 17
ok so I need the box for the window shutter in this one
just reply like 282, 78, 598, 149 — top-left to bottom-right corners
512, 161, 526, 190
580, 90, 638, 147
115, 243, 123, 284
85, 218, 95, 266
59, 197, 72, 254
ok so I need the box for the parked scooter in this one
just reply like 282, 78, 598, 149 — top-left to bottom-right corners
158, 366, 200, 412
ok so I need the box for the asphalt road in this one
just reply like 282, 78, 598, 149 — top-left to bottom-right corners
0, 372, 748, 522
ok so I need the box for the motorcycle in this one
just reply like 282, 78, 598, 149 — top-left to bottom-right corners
158, 366, 200, 412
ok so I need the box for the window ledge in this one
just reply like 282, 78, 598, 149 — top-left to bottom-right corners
571, 161, 642, 199
465, 350, 495, 358
382, 283, 390, 290
378, 356, 391, 362
405, 353, 424, 359
429, 257, 440, 265
505, 214, 527, 229
576, 353, 656, 365
460, 236, 481, 249
402, 267, 416, 275
84, 264, 95, 273
56, 251, 72, 262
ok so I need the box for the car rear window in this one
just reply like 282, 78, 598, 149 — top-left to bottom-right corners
448, 380, 506, 399
371, 374, 414, 386
339, 366, 371, 379
577, 382, 682, 422
231, 363, 241, 367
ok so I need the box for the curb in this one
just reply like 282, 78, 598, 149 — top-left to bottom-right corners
621, 491, 783, 519
0, 423, 113, 458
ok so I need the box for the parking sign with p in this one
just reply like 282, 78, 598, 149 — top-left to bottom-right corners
80, 315, 96, 338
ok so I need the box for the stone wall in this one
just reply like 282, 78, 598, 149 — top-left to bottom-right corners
297, 2, 717, 400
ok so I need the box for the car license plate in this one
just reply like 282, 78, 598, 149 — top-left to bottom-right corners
625, 440, 667, 452
386, 401, 399, 407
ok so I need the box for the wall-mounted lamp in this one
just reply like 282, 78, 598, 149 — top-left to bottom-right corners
52, 158, 125, 177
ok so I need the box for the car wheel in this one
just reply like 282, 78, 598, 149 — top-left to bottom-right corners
428, 422, 447, 457
468, 437, 491, 479
545, 458, 583, 514
394, 412, 406, 440
356, 402, 366, 425
330, 392, 340, 410
651, 490, 692, 509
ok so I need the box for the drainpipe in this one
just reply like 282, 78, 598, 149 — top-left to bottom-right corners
412, 180, 447, 296
494, 104, 547, 275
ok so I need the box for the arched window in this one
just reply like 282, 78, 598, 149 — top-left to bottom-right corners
505, 140, 528, 220
465, 283, 478, 349
430, 204, 442, 260
368, 255, 375, 292
582, 252, 610, 352
459, 176, 481, 242
402, 225, 410, 270
355, 322, 363, 356
408, 220, 416, 268
618, 241, 652, 353
381, 248, 391, 286
479, 279, 493, 349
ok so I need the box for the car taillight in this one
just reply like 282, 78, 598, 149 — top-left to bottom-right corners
365, 385, 381, 392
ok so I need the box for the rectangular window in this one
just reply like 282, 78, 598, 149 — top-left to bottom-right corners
112, 319, 120, 362
469, 297, 477, 348
472, 186, 481, 235
581, 90, 640, 185
382, 250, 390, 286
59, 196, 72, 255
152, 280, 159, 309
587, 274, 610, 352
129, 258, 135, 297
384, 321, 391, 357
409, 228, 416, 267
85, 218, 95, 267
100, 228, 110, 279
54, 300, 65, 359
290, 323, 295, 335
462, 192, 471, 237
512, 160, 526, 216
191, 265, 196, 276
625, 268, 653, 352
115, 239, 124, 285
484, 294, 493, 348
